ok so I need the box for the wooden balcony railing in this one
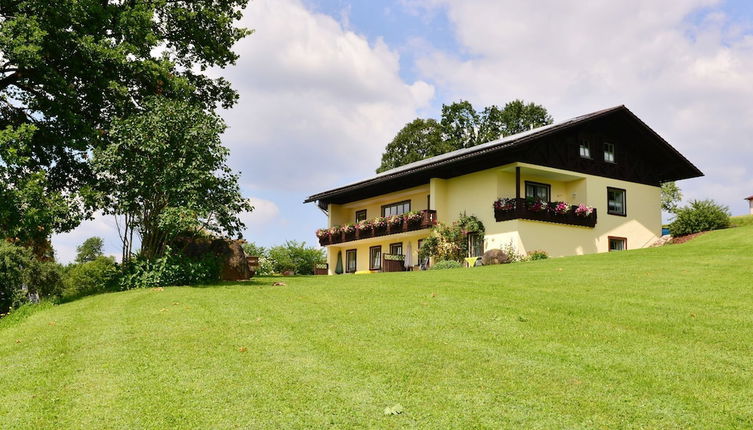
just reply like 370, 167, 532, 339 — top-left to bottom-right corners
382, 254, 406, 272
318, 210, 437, 246
493, 198, 597, 228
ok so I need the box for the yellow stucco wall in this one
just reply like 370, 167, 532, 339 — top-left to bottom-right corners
321, 162, 661, 272
326, 232, 429, 275
328, 185, 430, 227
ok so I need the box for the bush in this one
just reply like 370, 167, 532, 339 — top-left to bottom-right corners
429, 260, 463, 270
63, 256, 119, 299
482, 249, 510, 265
0, 241, 31, 315
119, 250, 220, 290
267, 241, 325, 275
28, 261, 65, 298
669, 199, 730, 236
527, 250, 549, 261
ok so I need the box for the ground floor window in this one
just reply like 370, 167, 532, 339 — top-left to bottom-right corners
389, 242, 403, 255
608, 236, 627, 252
346, 249, 357, 273
468, 233, 484, 258
369, 246, 382, 270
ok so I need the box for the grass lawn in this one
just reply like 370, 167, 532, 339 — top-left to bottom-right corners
2, 227, 753, 429
730, 214, 753, 227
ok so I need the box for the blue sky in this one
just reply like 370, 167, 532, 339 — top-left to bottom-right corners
52, 0, 753, 263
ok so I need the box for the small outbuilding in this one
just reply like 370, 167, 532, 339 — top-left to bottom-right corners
746, 195, 753, 215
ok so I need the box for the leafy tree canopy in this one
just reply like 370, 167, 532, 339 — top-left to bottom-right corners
75, 237, 104, 264
0, 0, 251, 243
661, 181, 683, 213
377, 99, 553, 172
93, 97, 253, 261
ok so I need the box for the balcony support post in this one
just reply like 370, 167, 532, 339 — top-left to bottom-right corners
515, 166, 521, 200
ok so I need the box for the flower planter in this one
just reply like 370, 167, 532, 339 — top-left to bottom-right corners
493, 198, 597, 228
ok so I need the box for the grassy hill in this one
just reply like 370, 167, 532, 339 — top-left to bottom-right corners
2, 227, 753, 429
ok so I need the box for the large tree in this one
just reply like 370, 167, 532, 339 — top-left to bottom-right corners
0, 0, 251, 245
377, 99, 553, 172
376, 118, 446, 173
93, 97, 252, 261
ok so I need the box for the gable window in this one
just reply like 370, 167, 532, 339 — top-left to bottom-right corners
346, 249, 357, 273
382, 200, 411, 217
608, 236, 627, 251
389, 242, 403, 256
355, 210, 367, 222
468, 233, 484, 258
607, 187, 626, 216
604, 142, 615, 163
369, 246, 382, 271
525, 181, 551, 201
579, 139, 591, 158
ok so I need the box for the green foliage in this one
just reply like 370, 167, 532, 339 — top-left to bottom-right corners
420, 214, 485, 262
241, 242, 273, 276
0, 241, 30, 315
27, 261, 64, 299
501, 240, 525, 263
75, 237, 104, 264
669, 199, 730, 236
527, 250, 549, 261
63, 257, 119, 300
267, 241, 325, 275
93, 98, 253, 260
0, 0, 252, 240
119, 251, 220, 290
377, 99, 552, 172
376, 119, 446, 173
429, 260, 463, 270
661, 182, 683, 213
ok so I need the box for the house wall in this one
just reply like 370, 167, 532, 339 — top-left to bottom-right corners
328, 185, 430, 227
326, 233, 429, 274
321, 162, 661, 272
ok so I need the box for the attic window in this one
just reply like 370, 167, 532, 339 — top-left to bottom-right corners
604, 142, 615, 163
579, 140, 591, 158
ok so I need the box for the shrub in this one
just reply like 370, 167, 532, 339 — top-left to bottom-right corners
420, 213, 485, 263
527, 250, 549, 261
0, 241, 31, 315
28, 261, 65, 298
669, 199, 730, 236
119, 250, 220, 290
482, 249, 510, 265
429, 260, 463, 270
501, 240, 525, 263
267, 241, 325, 275
63, 256, 119, 299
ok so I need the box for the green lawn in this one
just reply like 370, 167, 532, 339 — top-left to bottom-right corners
2, 228, 753, 429
730, 214, 753, 227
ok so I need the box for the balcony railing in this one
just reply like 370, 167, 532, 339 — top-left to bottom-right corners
493, 198, 597, 228
318, 209, 437, 246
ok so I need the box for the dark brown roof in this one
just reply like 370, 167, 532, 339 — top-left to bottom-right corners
305, 105, 703, 208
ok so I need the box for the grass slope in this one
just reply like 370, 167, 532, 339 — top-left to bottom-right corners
2, 228, 753, 429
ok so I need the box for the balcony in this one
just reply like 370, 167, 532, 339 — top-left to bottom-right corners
493, 198, 597, 228
318, 210, 437, 246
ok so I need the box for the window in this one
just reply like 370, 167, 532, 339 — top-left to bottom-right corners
607, 187, 626, 216
369, 246, 382, 270
608, 236, 627, 252
382, 200, 411, 217
355, 210, 367, 222
346, 249, 357, 273
604, 142, 615, 163
579, 139, 591, 158
389, 242, 403, 256
468, 233, 484, 258
525, 181, 551, 201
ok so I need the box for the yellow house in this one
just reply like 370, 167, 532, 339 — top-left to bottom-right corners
304, 106, 703, 274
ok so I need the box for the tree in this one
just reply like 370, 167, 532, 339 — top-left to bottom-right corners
267, 241, 325, 275
661, 181, 683, 213
75, 237, 104, 264
441, 100, 480, 150
376, 119, 446, 173
376, 99, 553, 171
0, 0, 251, 244
93, 97, 253, 261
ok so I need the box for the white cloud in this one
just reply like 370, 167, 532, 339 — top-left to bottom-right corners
219, 0, 434, 193
239, 197, 281, 231
410, 0, 753, 214
51, 213, 122, 264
